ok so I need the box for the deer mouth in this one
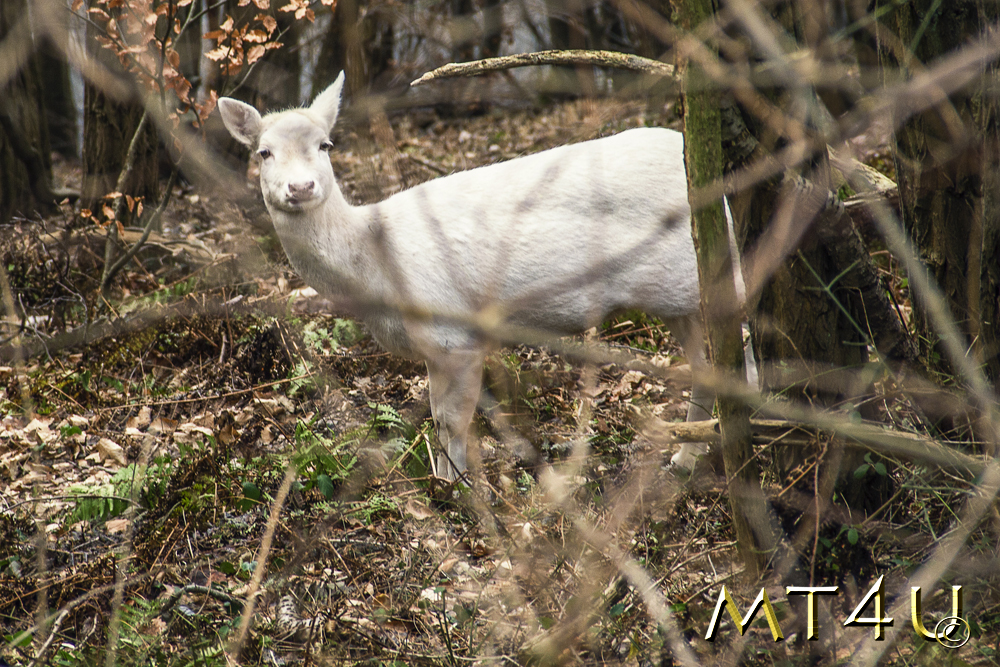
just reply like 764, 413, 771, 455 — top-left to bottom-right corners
278, 192, 321, 211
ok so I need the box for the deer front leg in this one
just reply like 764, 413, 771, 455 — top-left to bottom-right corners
426, 349, 485, 481
667, 314, 713, 469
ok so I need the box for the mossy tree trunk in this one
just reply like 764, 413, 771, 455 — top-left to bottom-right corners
677, 0, 772, 577
879, 0, 1000, 391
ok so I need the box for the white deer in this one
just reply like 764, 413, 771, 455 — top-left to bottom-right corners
218, 72, 743, 481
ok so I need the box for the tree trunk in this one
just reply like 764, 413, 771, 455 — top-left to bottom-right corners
81, 3, 159, 218
34, 23, 76, 160
678, 0, 772, 577
313, 0, 365, 97
81, 87, 159, 217
241, 4, 302, 108
0, 0, 54, 223
451, 0, 476, 63
481, 0, 504, 59
880, 1, 1000, 389
174, 0, 203, 98
545, 0, 594, 95
723, 4, 893, 513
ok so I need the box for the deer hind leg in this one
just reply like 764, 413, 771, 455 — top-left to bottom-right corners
426, 349, 485, 481
664, 313, 713, 469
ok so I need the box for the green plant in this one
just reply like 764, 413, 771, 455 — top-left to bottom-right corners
349, 492, 400, 524
301, 317, 362, 353
286, 359, 316, 398
68, 457, 174, 523
291, 419, 359, 499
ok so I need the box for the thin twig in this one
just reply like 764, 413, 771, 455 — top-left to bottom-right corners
100, 109, 150, 298
101, 168, 179, 293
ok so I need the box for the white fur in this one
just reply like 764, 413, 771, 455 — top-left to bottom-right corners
218, 72, 738, 480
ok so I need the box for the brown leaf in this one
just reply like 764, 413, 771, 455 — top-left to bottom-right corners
197, 91, 219, 122
148, 417, 178, 435
205, 45, 230, 62
404, 498, 435, 521
106, 518, 130, 534
96, 438, 128, 466
246, 44, 265, 64
259, 15, 277, 33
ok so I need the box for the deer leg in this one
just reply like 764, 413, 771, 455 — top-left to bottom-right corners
666, 314, 713, 469
426, 349, 485, 481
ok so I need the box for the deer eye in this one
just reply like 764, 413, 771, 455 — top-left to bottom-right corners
320, 140, 334, 152
257, 147, 272, 160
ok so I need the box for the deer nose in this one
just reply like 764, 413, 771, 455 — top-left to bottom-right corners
288, 181, 315, 196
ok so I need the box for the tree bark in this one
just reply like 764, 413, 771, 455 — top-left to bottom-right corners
0, 0, 54, 223
722, 4, 894, 513
544, 0, 595, 95
312, 0, 365, 97
880, 0, 1000, 387
36, 47, 74, 161
481, 0, 504, 58
239, 2, 301, 108
81, 2, 159, 217
678, 0, 773, 577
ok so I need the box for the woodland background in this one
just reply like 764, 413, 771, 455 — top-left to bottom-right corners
0, 0, 999, 665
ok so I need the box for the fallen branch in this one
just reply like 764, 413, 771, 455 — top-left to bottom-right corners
642, 416, 984, 474
411, 49, 676, 86
0, 292, 272, 363
38, 227, 216, 264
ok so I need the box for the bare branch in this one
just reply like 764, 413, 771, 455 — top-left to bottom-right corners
411, 49, 676, 86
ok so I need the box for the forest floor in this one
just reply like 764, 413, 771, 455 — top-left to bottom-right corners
0, 96, 997, 666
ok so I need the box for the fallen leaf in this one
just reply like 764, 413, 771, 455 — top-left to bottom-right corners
106, 518, 131, 534
96, 438, 128, 466
405, 498, 435, 521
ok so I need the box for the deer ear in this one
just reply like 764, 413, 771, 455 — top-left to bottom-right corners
310, 71, 345, 133
218, 98, 263, 146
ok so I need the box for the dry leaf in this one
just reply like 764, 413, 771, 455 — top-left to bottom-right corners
96, 438, 128, 466
106, 518, 131, 534
405, 498, 435, 521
